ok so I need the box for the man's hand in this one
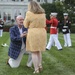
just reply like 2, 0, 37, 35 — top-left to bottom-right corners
20, 31, 27, 38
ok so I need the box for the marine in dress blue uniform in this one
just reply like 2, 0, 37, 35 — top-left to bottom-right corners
61, 13, 72, 47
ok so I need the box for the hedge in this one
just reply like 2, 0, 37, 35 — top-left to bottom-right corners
3, 25, 13, 32
70, 24, 75, 33
41, 3, 63, 21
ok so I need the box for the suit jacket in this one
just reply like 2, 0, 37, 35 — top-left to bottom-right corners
8, 25, 27, 59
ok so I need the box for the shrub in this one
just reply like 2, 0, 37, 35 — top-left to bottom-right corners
3, 25, 13, 32
71, 24, 75, 33
41, 3, 57, 19
41, 2, 63, 21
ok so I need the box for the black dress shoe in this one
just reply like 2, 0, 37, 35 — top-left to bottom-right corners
59, 49, 63, 50
46, 48, 49, 50
6, 59, 10, 66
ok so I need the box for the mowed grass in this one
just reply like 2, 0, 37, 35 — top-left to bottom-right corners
0, 32, 75, 75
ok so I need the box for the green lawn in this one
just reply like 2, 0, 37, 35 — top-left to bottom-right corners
0, 32, 75, 75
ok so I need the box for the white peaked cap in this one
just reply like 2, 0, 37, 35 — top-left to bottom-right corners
63, 13, 68, 16
50, 12, 58, 16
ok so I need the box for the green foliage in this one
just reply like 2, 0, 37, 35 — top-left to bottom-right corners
71, 24, 75, 33
3, 25, 12, 28
54, 1, 63, 20
41, 3, 57, 19
3, 25, 13, 32
64, 0, 75, 6
41, 2, 63, 21
62, 0, 75, 23
41, 1, 75, 23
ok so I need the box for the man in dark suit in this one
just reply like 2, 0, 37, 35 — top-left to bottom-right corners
7, 15, 32, 68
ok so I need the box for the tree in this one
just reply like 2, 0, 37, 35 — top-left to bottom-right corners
41, 2, 63, 21
54, 1, 63, 20
41, 3, 57, 19
64, 0, 75, 6
63, 0, 75, 23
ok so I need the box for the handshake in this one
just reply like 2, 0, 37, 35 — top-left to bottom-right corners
20, 31, 27, 38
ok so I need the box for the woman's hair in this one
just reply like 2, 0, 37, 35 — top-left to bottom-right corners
28, 1, 45, 14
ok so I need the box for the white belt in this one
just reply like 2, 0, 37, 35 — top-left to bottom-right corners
63, 26, 68, 28
50, 26, 57, 28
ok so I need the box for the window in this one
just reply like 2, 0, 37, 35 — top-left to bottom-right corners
19, 13, 21, 15
0, 12, 1, 18
37, 0, 40, 2
3, 12, 7, 21
8, 14, 11, 20
21, 0, 24, 1
44, 0, 47, 3
14, 12, 17, 19
3, 12, 11, 21
53, 0, 56, 2
14, 10, 21, 19
28, 0, 31, 2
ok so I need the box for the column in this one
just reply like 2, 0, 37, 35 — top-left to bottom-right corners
40, 0, 42, 2
1, 10, 3, 20
11, 9, 15, 20
48, 0, 53, 3
40, 0, 44, 3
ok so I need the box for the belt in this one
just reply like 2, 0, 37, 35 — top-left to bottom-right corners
50, 26, 57, 28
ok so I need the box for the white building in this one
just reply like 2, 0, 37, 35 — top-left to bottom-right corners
0, 0, 54, 22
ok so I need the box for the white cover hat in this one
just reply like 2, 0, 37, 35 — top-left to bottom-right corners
50, 12, 58, 16
63, 13, 68, 16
